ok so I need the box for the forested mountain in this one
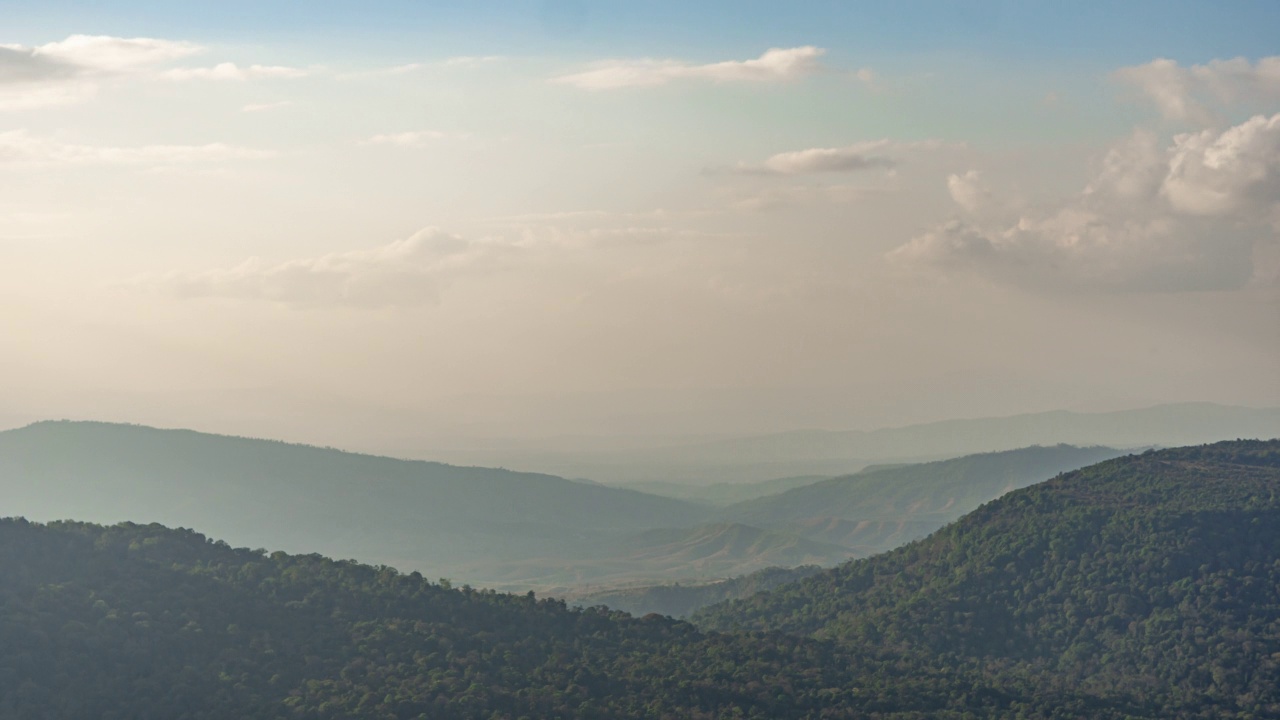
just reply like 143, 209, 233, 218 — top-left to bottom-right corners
719, 444, 1127, 554
2, 441, 1277, 718
695, 440, 1280, 718
0, 518, 1118, 719
0, 421, 706, 586
563, 564, 825, 619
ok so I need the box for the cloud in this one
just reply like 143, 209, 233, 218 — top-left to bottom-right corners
1114, 56, 1280, 124
889, 114, 1280, 292
336, 57, 503, 79
0, 129, 276, 165
0, 34, 201, 109
552, 46, 828, 90
724, 184, 883, 212
946, 170, 992, 215
162, 62, 307, 81
358, 130, 455, 148
241, 100, 292, 113
1, 34, 200, 78
158, 229, 507, 308
722, 138, 948, 176
153, 221, 719, 308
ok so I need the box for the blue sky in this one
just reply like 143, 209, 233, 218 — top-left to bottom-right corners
5, 1, 1279, 64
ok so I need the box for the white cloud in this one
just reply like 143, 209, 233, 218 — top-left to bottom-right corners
1161, 113, 1280, 216
946, 170, 992, 216
163, 62, 307, 81
159, 229, 510, 308
358, 130, 458, 148
1114, 56, 1280, 124
8, 34, 201, 75
724, 139, 948, 176
889, 115, 1280, 291
552, 46, 828, 90
0, 34, 201, 109
0, 129, 276, 165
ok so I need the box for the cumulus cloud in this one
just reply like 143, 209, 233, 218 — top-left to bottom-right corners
0, 129, 276, 165
552, 46, 829, 90
1114, 56, 1280, 124
1, 34, 306, 108
154, 221, 720, 308
158, 229, 513, 308
162, 62, 307, 81
889, 115, 1280, 291
0, 34, 201, 109
1, 34, 200, 78
723, 138, 947, 176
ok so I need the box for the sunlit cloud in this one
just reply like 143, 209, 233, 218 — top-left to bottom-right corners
358, 130, 463, 148
240, 100, 292, 113
152, 228, 515, 309
720, 139, 949, 176
1114, 56, 1280, 124
0, 129, 277, 165
0, 34, 201, 109
163, 62, 307, 81
889, 114, 1280, 291
552, 46, 831, 90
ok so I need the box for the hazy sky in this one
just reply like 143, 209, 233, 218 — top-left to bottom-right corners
2, 1, 1278, 447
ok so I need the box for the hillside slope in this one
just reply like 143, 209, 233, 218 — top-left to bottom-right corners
0, 518, 1132, 719
0, 421, 708, 585
720, 444, 1126, 553
696, 440, 1280, 717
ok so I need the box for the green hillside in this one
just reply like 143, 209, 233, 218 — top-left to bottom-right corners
563, 564, 825, 619
720, 444, 1127, 554
0, 518, 1125, 719
695, 440, 1280, 717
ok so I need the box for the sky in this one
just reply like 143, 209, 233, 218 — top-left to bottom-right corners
1, 1, 1278, 450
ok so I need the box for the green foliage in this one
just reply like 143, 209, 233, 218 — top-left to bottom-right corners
565, 565, 825, 619
0, 517, 1099, 719
719, 444, 1130, 553
695, 440, 1280, 718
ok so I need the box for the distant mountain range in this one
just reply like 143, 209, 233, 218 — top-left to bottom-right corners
0, 421, 704, 586
4, 410, 1274, 598
717, 444, 1129, 554
417, 402, 1280, 483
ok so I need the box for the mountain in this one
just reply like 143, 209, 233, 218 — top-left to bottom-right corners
618, 523, 852, 575
433, 523, 852, 591
719, 444, 1128, 554
613, 475, 830, 505
695, 440, 1280, 717
0, 517, 1134, 719
415, 402, 1280, 484
0, 420, 708, 586
4, 442, 1277, 717
563, 564, 824, 619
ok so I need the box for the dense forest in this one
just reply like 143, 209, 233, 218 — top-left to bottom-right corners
696, 440, 1280, 717
1, 440, 1276, 718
